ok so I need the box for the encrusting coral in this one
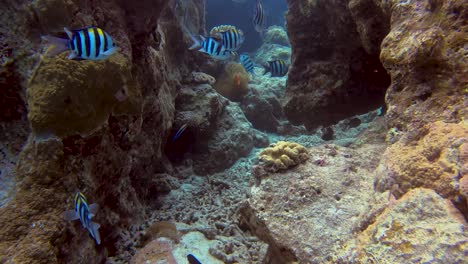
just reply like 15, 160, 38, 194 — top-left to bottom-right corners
213, 62, 249, 102
258, 141, 309, 172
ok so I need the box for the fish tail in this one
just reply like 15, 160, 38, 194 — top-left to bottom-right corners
89, 221, 101, 245
41, 35, 70, 57
188, 34, 201, 50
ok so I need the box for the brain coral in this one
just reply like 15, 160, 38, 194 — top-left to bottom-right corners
258, 141, 309, 172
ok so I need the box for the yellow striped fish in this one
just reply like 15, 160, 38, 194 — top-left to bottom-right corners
43, 26, 119, 60
63, 192, 101, 245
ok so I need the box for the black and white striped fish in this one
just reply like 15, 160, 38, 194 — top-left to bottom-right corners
252, 0, 266, 35
63, 192, 101, 245
220, 28, 245, 51
189, 35, 233, 60
264, 60, 289, 77
240, 54, 255, 75
42, 27, 119, 60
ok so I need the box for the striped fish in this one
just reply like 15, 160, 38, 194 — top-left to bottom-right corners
220, 29, 245, 51
42, 27, 119, 60
63, 192, 101, 245
189, 35, 233, 60
264, 60, 289, 77
240, 54, 255, 75
252, 0, 266, 35
172, 123, 188, 142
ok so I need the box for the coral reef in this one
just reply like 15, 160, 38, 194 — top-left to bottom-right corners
240, 144, 389, 263
190, 71, 216, 85
254, 44, 291, 69
264, 26, 290, 47
381, 0, 467, 129
131, 238, 177, 264
27, 54, 136, 137
341, 188, 467, 263
284, 0, 390, 130
213, 62, 250, 102
258, 141, 309, 172
376, 121, 467, 200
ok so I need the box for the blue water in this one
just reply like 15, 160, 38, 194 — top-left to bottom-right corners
206, 0, 288, 52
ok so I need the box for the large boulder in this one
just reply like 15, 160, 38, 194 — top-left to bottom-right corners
283, 0, 390, 130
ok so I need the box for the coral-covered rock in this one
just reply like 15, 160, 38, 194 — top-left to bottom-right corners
27, 54, 136, 138
343, 188, 468, 263
376, 121, 467, 200
348, 0, 390, 54
131, 238, 177, 264
264, 26, 290, 47
240, 144, 388, 263
254, 44, 291, 68
258, 141, 309, 172
284, 0, 390, 130
192, 103, 255, 175
213, 63, 250, 102
381, 0, 467, 129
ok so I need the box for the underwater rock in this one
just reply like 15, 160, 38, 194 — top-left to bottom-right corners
27, 54, 136, 138
343, 188, 468, 263
284, 0, 390, 130
348, 0, 390, 55
240, 144, 388, 263
376, 121, 467, 201
381, 0, 467, 129
192, 103, 254, 175
264, 26, 290, 47
131, 238, 177, 264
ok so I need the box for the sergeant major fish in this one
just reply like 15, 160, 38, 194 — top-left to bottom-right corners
220, 28, 245, 51
63, 192, 101, 245
240, 54, 255, 75
42, 26, 119, 60
264, 60, 289, 77
189, 35, 233, 60
252, 0, 266, 36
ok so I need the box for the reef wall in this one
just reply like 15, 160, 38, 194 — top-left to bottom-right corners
0, 0, 207, 263
284, 0, 390, 130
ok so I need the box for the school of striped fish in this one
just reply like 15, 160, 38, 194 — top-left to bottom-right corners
41, 0, 289, 253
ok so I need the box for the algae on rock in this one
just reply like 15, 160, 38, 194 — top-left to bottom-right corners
27, 53, 138, 138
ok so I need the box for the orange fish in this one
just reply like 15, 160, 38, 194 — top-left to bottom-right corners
234, 73, 241, 87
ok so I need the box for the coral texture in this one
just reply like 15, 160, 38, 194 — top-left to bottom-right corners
377, 121, 467, 200
241, 144, 388, 263
213, 62, 250, 102
284, 0, 390, 130
258, 141, 309, 172
27, 54, 136, 137
343, 188, 468, 263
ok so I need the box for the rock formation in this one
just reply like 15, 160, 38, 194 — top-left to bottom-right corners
284, 0, 390, 130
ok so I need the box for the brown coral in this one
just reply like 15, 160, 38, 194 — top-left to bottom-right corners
258, 141, 309, 172
383, 121, 467, 200
213, 62, 249, 102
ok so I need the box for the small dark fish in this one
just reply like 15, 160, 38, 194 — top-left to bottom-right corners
63, 192, 101, 245
187, 254, 202, 264
252, 0, 266, 36
172, 123, 188, 142
221, 28, 245, 51
264, 60, 289, 77
240, 54, 255, 75
189, 35, 233, 60
42, 27, 119, 60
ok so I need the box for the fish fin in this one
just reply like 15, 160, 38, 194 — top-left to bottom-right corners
67, 52, 78, 60
63, 210, 80, 221
89, 222, 101, 245
101, 46, 120, 56
88, 203, 99, 218
64, 27, 73, 39
188, 34, 201, 50
187, 254, 202, 264
41, 35, 70, 57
